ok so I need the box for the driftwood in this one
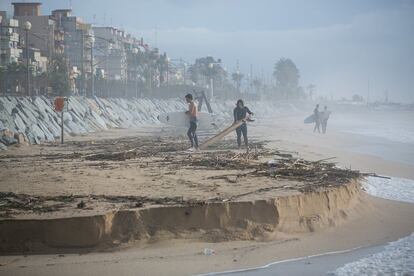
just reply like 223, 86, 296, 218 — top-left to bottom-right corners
84, 148, 138, 161
315, 157, 337, 163
361, 173, 391, 179
1, 136, 367, 218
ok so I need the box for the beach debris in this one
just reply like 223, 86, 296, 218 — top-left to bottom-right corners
84, 148, 138, 161
315, 157, 337, 163
77, 200, 86, 209
0, 129, 24, 147
203, 248, 215, 256
0, 192, 205, 218
267, 159, 279, 165
0, 136, 362, 217
361, 173, 391, 179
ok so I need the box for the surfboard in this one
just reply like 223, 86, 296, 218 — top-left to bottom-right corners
158, 111, 214, 129
304, 114, 315, 124
199, 120, 245, 150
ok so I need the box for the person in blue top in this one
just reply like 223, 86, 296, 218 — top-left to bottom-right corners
233, 99, 254, 149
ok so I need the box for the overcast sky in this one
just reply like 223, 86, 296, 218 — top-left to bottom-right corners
2, 0, 413, 102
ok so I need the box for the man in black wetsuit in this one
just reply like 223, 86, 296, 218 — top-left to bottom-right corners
233, 99, 254, 149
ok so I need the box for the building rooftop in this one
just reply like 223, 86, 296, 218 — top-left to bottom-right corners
52, 9, 72, 12
12, 2, 42, 6
12, 2, 42, 16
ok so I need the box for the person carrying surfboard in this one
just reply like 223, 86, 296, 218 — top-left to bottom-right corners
313, 104, 321, 133
185, 93, 199, 151
233, 99, 254, 150
321, 106, 331, 134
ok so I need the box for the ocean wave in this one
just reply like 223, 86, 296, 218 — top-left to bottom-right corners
332, 177, 414, 275
333, 233, 414, 276
343, 128, 414, 145
363, 176, 414, 204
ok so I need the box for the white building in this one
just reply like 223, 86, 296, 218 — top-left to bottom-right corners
52, 9, 93, 95
92, 27, 128, 80
0, 12, 23, 66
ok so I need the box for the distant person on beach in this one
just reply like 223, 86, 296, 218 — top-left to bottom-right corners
233, 99, 254, 149
321, 106, 331, 134
185, 93, 199, 151
313, 104, 321, 133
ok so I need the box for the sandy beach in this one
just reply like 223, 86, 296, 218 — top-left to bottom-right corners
1, 109, 413, 275
0, 192, 413, 275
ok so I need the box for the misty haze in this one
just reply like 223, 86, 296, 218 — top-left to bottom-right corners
0, 1, 413, 276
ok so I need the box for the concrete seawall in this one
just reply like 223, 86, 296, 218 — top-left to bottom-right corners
0, 96, 307, 149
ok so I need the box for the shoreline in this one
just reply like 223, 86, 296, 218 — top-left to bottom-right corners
204, 242, 386, 276
253, 115, 414, 180
0, 194, 413, 275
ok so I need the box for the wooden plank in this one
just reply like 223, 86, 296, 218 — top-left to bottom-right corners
199, 120, 244, 150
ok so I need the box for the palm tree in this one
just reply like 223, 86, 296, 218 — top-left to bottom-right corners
273, 58, 300, 100
306, 84, 316, 100
3, 63, 27, 95
231, 71, 244, 94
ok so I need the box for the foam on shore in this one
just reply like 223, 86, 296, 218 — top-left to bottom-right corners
332, 176, 414, 275
363, 176, 414, 204
333, 233, 414, 275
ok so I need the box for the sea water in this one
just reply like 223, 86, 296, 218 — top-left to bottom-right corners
331, 110, 414, 165
332, 177, 414, 275
335, 110, 414, 145
363, 176, 414, 204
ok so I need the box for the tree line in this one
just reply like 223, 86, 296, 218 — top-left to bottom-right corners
1, 55, 310, 101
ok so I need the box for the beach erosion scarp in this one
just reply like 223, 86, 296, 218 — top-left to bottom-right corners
0, 179, 363, 254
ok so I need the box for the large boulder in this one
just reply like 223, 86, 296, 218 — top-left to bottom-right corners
0, 136, 18, 146
14, 132, 27, 144
0, 142, 7, 151
0, 120, 6, 131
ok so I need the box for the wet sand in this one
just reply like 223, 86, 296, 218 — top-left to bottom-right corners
216, 243, 385, 276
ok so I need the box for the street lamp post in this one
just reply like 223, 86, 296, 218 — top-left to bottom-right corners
208, 63, 214, 99
132, 48, 139, 98
166, 57, 170, 90
80, 34, 85, 96
23, 21, 32, 96
183, 62, 187, 86
90, 36, 95, 97
207, 60, 222, 100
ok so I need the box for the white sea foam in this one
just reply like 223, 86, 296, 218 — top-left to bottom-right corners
363, 176, 414, 204
333, 233, 414, 276
333, 177, 414, 275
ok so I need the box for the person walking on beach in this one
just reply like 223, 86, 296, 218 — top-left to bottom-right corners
313, 104, 321, 133
321, 106, 331, 134
185, 93, 199, 151
233, 99, 254, 150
